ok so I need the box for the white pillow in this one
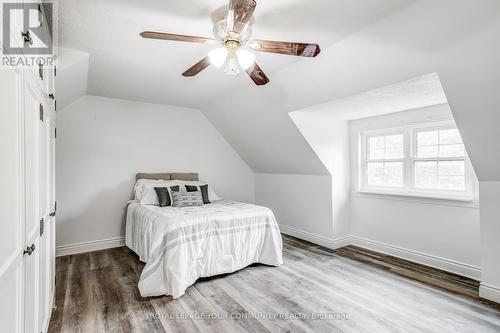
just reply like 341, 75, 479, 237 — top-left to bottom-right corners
178, 180, 221, 202
134, 179, 180, 205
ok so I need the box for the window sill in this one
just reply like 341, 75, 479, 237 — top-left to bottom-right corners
356, 189, 478, 208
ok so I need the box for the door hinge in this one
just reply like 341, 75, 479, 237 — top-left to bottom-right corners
54, 128, 57, 139
50, 201, 56, 217
55, 100, 57, 111
40, 218, 44, 236
23, 244, 36, 256
38, 62, 44, 80
54, 66, 57, 77
21, 30, 33, 45
39, 104, 44, 121
37, 4, 43, 27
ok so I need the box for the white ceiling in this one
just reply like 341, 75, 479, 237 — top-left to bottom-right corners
58, 0, 413, 108
295, 73, 448, 121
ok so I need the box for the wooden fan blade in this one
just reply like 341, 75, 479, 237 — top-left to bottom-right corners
227, 0, 256, 34
246, 63, 269, 86
140, 31, 216, 44
250, 40, 321, 57
182, 57, 211, 77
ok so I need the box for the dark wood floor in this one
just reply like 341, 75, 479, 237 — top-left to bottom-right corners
48, 235, 500, 333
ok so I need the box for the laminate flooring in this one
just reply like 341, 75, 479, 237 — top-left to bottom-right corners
48, 235, 500, 333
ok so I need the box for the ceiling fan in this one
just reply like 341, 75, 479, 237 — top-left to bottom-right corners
140, 0, 320, 86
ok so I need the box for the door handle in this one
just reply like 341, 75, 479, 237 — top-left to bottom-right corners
23, 244, 36, 256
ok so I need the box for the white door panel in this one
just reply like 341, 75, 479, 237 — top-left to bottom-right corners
49, 121, 56, 297
0, 259, 24, 333
39, 111, 51, 331
24, 237, 40, 333
24, 77, 41, 333
0, 66, 24, 333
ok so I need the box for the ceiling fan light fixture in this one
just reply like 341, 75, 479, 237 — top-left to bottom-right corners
208, 47, 228, 68
236, 48, 255, 70
140, 0, 320, 86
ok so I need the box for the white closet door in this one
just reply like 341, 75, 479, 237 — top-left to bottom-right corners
49, 121, 56, 296
23, 79, 41, 333
0, 65, 25, 333
38, 107, 52, 332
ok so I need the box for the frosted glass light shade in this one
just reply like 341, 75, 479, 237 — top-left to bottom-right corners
236, 49, 255, 70
224, 55, 240, 75
208, 48, 228, 68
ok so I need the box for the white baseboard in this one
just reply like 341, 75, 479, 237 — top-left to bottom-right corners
278, 225, 481, 281
279, 224, 350, 250
351, 236, 482, 280
56, 237, 125, 257
479, 283, 500, 304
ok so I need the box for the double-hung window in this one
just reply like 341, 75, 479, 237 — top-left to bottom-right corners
359, 121, 474, 201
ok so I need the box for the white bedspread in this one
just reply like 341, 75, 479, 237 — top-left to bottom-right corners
125, 200, 283, 298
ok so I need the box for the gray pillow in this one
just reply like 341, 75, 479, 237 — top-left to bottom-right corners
171, 191, 204, 207
154, 185, 180, 207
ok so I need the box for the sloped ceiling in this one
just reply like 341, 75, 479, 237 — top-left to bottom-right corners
292, 73, 448, 122
58, 0, 500, 180
202, 0, 500, 179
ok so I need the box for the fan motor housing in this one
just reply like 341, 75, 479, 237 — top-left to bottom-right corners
213, 19, 252, 43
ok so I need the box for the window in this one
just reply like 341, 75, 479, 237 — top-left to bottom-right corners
366, 133, 404, 187
359, 122, 474, 201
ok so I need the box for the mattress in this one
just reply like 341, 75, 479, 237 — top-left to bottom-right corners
125, 200, 283, 298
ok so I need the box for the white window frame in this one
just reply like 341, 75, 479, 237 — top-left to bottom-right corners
358, 121, 475, 202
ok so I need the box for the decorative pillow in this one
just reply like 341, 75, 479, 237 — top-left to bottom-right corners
134, 180, 179, 205
185, 184, 211, 204
178, 181, 220, 202
171, 191, 204, 207
154, 186, 180, 207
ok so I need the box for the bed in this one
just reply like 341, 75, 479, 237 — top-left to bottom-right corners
125, 172, 283, 298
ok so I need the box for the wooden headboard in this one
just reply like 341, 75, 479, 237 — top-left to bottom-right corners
135, 172, 199, 181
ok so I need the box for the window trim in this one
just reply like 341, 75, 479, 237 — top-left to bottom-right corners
358, 121, 475, 202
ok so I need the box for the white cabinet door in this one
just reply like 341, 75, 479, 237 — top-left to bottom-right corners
23, 77, 41, 333
38, 105, 52, 332
49, 121, 56, 297
0, 64, 25, 333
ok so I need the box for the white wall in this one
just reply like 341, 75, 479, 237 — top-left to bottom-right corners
56, 48, 89, 110
286, 112, 352, 246
277, 74, 448, 255
349, 105, 481, 279
255, 174, 349, 249
56, 95, 254, 250
479, 181, 500, 302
